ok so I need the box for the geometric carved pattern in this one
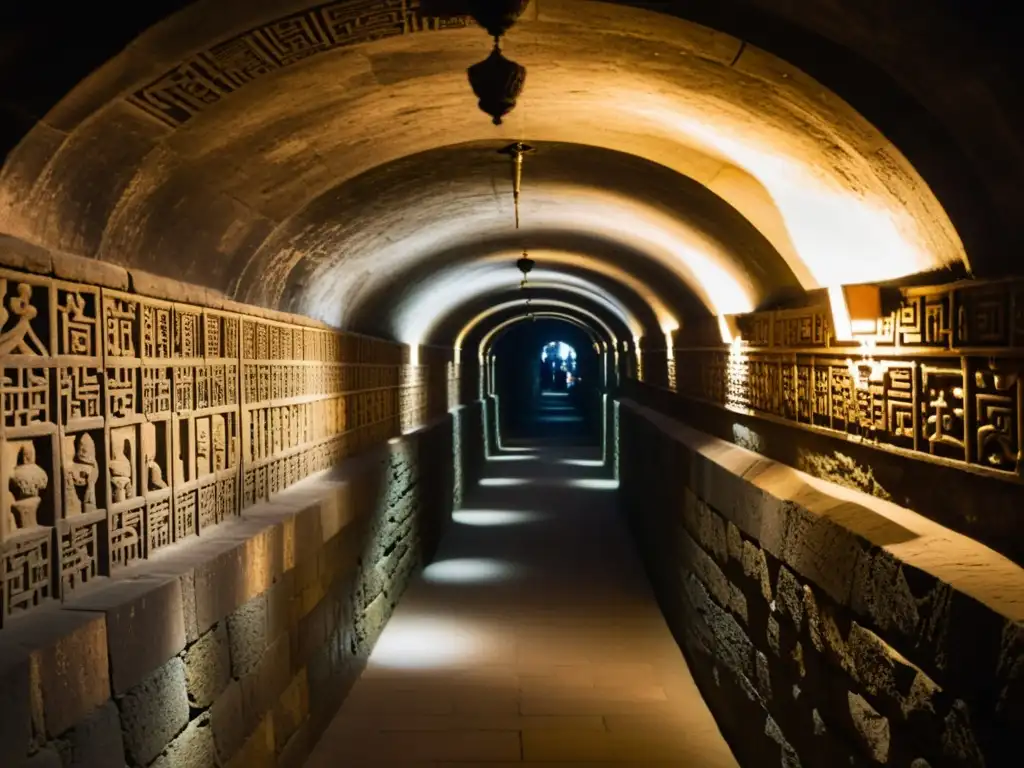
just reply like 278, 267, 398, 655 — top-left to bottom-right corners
0, 263, 459, 628
125, 1, 469, 129
669, 280, 1024, 479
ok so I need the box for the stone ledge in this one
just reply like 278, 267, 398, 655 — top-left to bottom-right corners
0, 408, 464, 768
622, 399, 1024, 626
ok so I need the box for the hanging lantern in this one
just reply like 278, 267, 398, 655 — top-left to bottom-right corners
467, 46, 526, 125
467, 0, 531, 39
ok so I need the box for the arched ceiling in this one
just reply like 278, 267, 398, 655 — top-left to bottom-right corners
2, 0, 1011, 350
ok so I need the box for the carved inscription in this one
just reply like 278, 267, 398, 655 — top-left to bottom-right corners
0, 263, 456, 627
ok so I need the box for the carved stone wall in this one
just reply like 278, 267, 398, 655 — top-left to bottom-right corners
671, 280, 1024, 483
0, 264, 457, 627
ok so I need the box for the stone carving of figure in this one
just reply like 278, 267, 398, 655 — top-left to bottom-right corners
9, 442, 48, 528
212, 419, 226, 472
109, 437, 133, 503
65, 433, 98, 515
144, 450, 168, 492
196, 422, 211, 476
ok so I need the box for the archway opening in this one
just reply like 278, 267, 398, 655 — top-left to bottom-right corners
540, 340, 579, 392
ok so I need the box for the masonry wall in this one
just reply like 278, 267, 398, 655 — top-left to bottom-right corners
0, 404, 477, 768
619, 399, 1022, 768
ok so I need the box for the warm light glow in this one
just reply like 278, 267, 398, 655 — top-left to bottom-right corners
368, 616, 482, 669
618, 95, 959, 290
558, 458, 605, 467
567, 478, 619, 490
452, 510, 544, 526
408, 343, 420, 367
479, 477, 530, 487
421, 558, 517, 584
829, 285, 854, 343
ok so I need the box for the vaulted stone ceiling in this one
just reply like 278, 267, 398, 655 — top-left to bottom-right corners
2, 0, 1019, 348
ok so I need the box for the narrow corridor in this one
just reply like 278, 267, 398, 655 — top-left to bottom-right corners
305, 437, 739, 766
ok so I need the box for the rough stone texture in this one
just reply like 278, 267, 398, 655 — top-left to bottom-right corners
117, 657, 190, 767
68, 578, 186, 695
28, 612, 111, 739
210, 681, 245, 765
150, 713, 217, 768
848, 691, 890, 763
55, 701, 126, 768
620, 400, 1024, 768
182, 623, 231, 710
227, 595, 268, 679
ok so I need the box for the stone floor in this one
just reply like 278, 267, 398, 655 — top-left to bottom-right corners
305, 434, 739, 766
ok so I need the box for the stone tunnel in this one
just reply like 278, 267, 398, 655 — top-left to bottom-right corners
0, 1, 1021, 766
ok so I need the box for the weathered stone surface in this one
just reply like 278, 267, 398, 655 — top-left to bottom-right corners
848, 691, 890, 763
150, 713, 217, 768
227, 715, 275, 768
29, 612, 110, 738
742, 540, 773, 603
0, 651, 32, 766
273, 672, 310, 753
210, 681, 245, 764
941, 700, 985, 768
776, 566, 804, 630
117, 657, 189, 767
850, 550, 919, 638
240, 635, 291, 737
683, 573, 753, 680
68, 578, 185, 695
56, 701, 125, 768
767, 615, 781, 656
764, 715, 801, 768
227, 595, 268, 679
182, 623, 231, 710
756, 650, 773, 701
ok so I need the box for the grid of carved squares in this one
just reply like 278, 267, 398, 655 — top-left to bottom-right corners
0, 272, 413, 624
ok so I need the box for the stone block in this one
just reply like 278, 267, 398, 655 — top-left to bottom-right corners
210, 681, 245, 764
266, 572, 295, 643
941, 699, 985, 768
25, 611, 110, 739
848, 691, 890, 763
850, 548, 920, 638
117, 657, 189, 766
183, 623, 231, 710
68, 577, 186, 695
57, 701, 126, 768
776, 566, 804, 631
227, 594, 268, 679
273, 672, 309, 751
227, 715, 275, 768
0, 649, 32, 766
150, 713, 217, 768
240, 636, 291, 737
275, 720, 310, 768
